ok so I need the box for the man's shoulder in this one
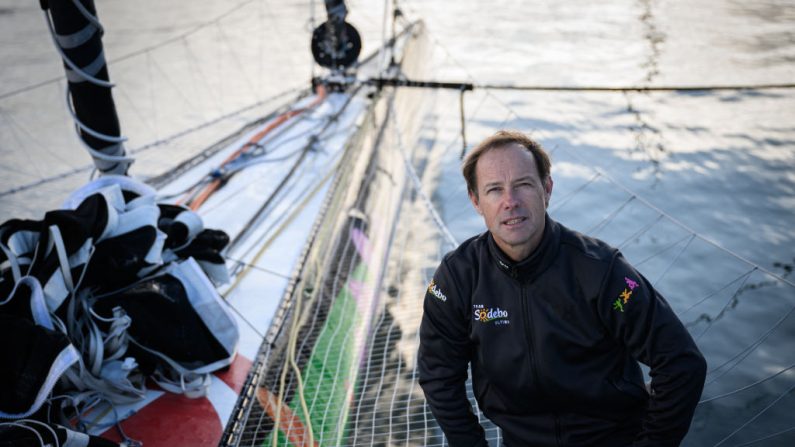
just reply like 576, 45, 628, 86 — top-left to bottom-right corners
429, 233, 487, 303
442, 232, 488, 266
553, 221, 625, 299
556, 221, 618, 265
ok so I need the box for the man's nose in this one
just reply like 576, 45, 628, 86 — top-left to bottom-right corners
502, 189, 519, 209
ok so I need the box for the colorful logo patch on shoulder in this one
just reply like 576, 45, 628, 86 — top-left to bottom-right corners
473, 304, 510, 325
613, 276, 639, 313
427, 279, 447, 302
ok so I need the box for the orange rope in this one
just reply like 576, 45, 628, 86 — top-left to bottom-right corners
257, 386, 318, 447
185, 85, 328, 211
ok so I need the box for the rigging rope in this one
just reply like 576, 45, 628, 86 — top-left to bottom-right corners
222, 152, 343, 297
0, 89, 302, 199
699, 362, 795, 405
712, 382, 795, 447
580, 165, 795, 289
0, 0, 264, 101
474, 82, 795, 92
225, 86, 360, 256
182, 85, 328, 210
730, 426, 795, 446
388, 102, 458, 248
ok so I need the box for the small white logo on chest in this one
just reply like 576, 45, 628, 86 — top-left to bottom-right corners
427, 279, 447, 302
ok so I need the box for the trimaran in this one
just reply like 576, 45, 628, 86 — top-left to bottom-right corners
1, 0, 471, 446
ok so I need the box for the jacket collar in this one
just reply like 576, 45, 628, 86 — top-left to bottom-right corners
486, 213, 560, 282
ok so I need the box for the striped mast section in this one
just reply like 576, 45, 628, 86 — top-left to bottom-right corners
42, 0, 131, 176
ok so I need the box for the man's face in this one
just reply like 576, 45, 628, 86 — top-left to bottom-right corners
469, 144, 553, 262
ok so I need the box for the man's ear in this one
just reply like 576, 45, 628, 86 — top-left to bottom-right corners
544, 176, 554, 208
469, 190, 482, 215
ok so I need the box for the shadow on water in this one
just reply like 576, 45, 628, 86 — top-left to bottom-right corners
472, 116, 580, 133
726, 1, 795, 66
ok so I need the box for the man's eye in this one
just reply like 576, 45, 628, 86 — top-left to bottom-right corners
487, 187, 501, 194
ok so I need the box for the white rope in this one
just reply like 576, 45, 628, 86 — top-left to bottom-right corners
63, 88, 127, 146
729, 425, 795, 447
680, 269, 755, 317
13, 420, 60, 447
694, 270, 755, 342
43, 11, 113, 89
712, 382, 795, 447
303, 221, 359, 436
586, 195, 636, 235
700, 362, 795, 405
585, 165, 795, 289
271, 186, 360, 440
388, 103, 458, 248
0, 0, 264, 102
68, 0, 103, 34
386, 228, 411, 445
704, 304, 795, 385
0, 88, 303, 198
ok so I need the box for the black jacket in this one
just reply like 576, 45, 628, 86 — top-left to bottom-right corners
418, 215, 706, 447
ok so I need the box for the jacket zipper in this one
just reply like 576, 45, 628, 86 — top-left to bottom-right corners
519, 282, 541, 391
522, 280, 557, 444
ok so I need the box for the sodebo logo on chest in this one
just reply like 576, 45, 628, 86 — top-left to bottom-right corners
473, 304, 510, 325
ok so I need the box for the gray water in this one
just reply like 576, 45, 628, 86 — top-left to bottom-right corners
1, 0, 794, 445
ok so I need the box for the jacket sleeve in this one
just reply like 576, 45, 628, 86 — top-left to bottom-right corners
418, 260, 487, 447
598, 252, 707, 447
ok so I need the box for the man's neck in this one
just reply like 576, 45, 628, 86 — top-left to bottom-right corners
494, 233, 543, 263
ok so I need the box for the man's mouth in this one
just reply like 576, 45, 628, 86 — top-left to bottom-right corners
503, 217, 526, 226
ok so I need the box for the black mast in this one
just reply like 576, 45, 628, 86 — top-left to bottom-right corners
41, 0, 131, 176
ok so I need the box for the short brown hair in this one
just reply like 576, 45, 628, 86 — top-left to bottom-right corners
462, 130, 551, 196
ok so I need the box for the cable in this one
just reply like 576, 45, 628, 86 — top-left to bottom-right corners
222, 155, 341, 297
729, 425, 795, 447
475, 82, 795, 92
0, 0, 265, 101
704, 305, 795, 385
0, 89, 302, 199
388, 102, 458, 248
184, 85, 328, 210
712, 382, 795, 447
223, 256, 291, 280
43, 11, 113, 89
699, 362, 795, 404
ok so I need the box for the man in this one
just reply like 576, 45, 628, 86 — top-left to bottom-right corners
418, 131, 706, 447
